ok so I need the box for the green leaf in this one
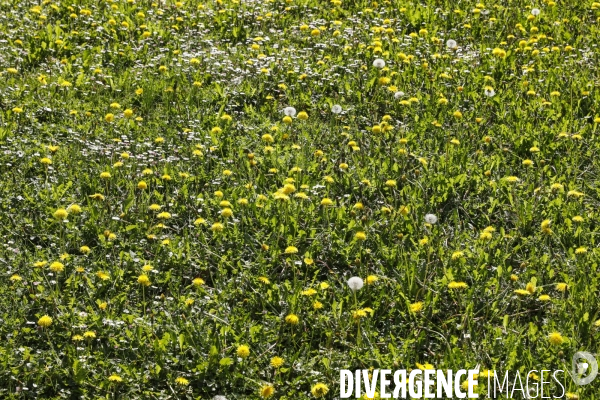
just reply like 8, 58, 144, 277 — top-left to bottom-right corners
123, 195, 135, 212
220, 357, 233, 366
73, 359, 85, 383
178, 333, 185, 350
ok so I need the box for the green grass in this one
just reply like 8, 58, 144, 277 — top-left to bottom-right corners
0, 0, 600, 398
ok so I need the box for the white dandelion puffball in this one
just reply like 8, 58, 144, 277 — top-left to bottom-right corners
424, 214, 438, 224
283, 106, 297, 117
484, 88, 495, 97
373, 58, 386, 68
446, 39, 457, 49
331, 104, 342, 114
394, 91, 405, 99
347, 276, 364, 291
577, 363, 589, 374
213, 397, 228, 400
531, 8, 540, 16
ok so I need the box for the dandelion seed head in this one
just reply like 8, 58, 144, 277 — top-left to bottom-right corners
283, 106, 296, 117
373, 58, 386, 68
424, 214, 438, 224
347, 276, 364, 291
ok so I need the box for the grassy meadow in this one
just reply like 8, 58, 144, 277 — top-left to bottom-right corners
1, 0, 600, 398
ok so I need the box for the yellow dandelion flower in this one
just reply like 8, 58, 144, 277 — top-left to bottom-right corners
38, 315, 53, 327
49, 261, 64, 272
355, 231, 367, 241
175, 377, 189, 386
96, 271, 109, 280
67, 204, 82, 213
285, 314, 299, 325
137, 274, 151, 286
260, 384, 275, 398
448, 281, 468, 290
514, 289, 531, 296
480, 231, 492, 240
237, 345, 250, 358
556, 283, 568, 292
53, 208, 69, 220
157, 211, 171, 219
210, 222, 224, 232
548, 332, 564, 345
270, 357, 284, 368
311, 383, 329, 398
284, 246, 298, 254
194, 217, 206, 225
192, 278, 205, 286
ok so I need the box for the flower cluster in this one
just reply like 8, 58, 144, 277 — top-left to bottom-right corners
0, 0, 598, 398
